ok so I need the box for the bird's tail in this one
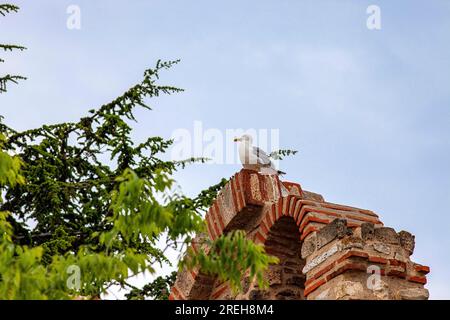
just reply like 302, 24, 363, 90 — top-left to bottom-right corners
277, 170, 286, 176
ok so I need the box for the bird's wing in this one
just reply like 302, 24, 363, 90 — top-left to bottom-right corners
252, 146, 272, 166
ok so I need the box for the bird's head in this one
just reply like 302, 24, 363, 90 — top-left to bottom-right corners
233, 134, 253, 143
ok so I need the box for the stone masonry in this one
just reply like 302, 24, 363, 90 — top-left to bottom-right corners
170, 169, 430, 300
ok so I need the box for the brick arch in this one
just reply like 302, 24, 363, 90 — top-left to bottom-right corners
170, 169, 430, 300
258, 216, 306, 300
252, 194, 383, 247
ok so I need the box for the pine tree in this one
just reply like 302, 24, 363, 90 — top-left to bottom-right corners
0, 4, 278, 299
0, 4, 26, 93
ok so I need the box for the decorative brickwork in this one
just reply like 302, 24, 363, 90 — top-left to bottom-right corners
170, 169, 430, 300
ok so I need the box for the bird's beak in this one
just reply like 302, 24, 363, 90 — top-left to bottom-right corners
233, 137, 240, 142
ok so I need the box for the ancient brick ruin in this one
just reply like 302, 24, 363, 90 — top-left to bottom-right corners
170, 169, 430, 300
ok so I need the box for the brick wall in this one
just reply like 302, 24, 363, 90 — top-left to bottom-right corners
170, 169, 430, 300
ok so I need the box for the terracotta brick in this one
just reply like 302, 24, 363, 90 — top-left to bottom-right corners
321, 202, 379, 218
296, 205, 312, 226
205, 213, 218, 240
171, 286, 186, 300
288, 196, 297, 217
300, 225, 319, 241
271, 204, 277, 224
310, 262, 336, 281
337, 250, 369, 264
344, 213, 380, 225
408, 276, 427, 285
325, 262, 367, 282
282, 196, 290, 216
263, 212, 273, 230
211, 214, 222, 238
368, 256, 389, 265
299, 214, 331, 233
213, 201, 226, 231
282, 181, 303, 197
211, 283, 229, 299
277, 199, 283, 219
414, 264, 430, 274
387, 270, 407, 278
260, 219, 270, 235
254, 231, 267, 244
229, 177, 240, 212
304, 278, 326, 297
235, 172, 246, 209
293, 199, 303, 221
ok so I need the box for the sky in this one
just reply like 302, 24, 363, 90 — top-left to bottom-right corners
1, 0, 449, 299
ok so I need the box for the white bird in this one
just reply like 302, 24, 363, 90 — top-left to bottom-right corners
233, 134, 285, 176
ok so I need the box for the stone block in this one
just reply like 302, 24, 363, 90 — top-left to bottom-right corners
334, 281, 364, 300
397, 287, 429, 300
398, 230, 415, 255
373, 242, 391, 255
374, 227, 400, 245
266, 268, 282, 286
316, 218, 351, 250
301, 233, 317, 258
361, 222, 375, 241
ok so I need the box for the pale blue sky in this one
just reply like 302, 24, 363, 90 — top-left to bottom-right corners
1, 0, 449, 299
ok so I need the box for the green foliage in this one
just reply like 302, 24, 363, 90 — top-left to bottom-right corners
0, 4, 19, 16
125, 271, 177, 300
0, 4, 278, 300
0, 4, 26, 93
182, 230, 279, 294
269, 149, 298, 160
0, 58, 278, 299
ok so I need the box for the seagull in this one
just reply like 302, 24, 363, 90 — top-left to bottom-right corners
233, 134, 285, 176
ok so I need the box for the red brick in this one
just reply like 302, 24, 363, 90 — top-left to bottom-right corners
310, 262, 336, 280
235, 172, 246, 209
288, 196, 296, 216
414, 264, 430, 274
211, 283, 229, 300
299, 214, 330, 232
213, 202, 225, 231
205, 213, 218, 240
229, 177, 240, 212
260, 219, 270, 235
300, 225, 318, 241
271, 204, 277, 224
304, 278, 326, 297
263, 213, 273, 230
321, 202, 379, 218
344, 213, 380, 225
337, 251, 369, 264
171, 286, 186, 300
211, 214, 222, 238
283, 196, 289, 216
368, 256, 389, 265
387, 270, 407, 278
325, 262, 367, 282
293, 199, 303, 221
408, 276, 427, 285
282, 181, 303, 196
277, 200, 283, 219
254, 231, 267, 244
